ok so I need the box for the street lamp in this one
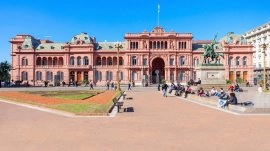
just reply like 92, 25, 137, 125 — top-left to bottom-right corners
115, 42, 123, 91
93, 65, 96, 83
261, 43, 268, 90
141, 65, 145, 87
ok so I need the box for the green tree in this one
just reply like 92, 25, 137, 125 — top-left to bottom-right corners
0, 61, 11, 81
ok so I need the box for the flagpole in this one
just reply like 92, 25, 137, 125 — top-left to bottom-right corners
158, 4, 160, 27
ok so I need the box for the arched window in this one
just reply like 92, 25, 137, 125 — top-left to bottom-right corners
102, 57, 106, 65
36, 57, 42, 65
170, 58, 174, 66
119, 57, 124, 65
132, 56, 137, 65
236, 57, 240, 66
170, 72, 174, 81
53, 57, 57, 66
193, 58, 199, 66
96, 57, 101, 65
48, 57, 53, 66
106, 71, 113, 81
243, 56, 247, 66
36, 71, 42, 80
157, 41, 160, 49
84, 71, 88, 81
83, 56, 89, 65
178, 71, 185, 82
70, 56, 75, 65
108, 57, 113, 65
22, 57, 28, 66
21, 71, 28, 81
42, 57, 47, 66
77, 56, 81, 65
132, 71, 138, 81
153, 41, 157, 49
228, 57, 233, 66
46, 71, 53, 81
180, 56, 185, 65
95, 71, 102, 81
58, 57, 64, 65
57, 71, 64, 81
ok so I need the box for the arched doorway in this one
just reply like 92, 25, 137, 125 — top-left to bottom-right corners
77, 71, 82, 82
70, 71, 75, 83
151, 57, 165, 84
243, 71, 248, 82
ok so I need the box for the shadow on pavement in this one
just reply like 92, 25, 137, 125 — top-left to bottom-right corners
124, 107, 134, 112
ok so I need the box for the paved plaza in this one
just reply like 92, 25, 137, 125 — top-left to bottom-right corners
0, 86, 270, 151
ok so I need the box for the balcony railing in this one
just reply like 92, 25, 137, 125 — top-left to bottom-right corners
36, 65, 64, 68
68, 65, 92, 69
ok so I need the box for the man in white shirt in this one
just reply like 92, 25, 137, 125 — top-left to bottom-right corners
210, 87, 217, 96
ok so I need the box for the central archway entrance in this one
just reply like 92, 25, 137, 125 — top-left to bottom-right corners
152, 57, 165, 84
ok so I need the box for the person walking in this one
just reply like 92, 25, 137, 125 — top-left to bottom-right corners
128, 81, 132, 90
157, 84, 161, 91
111, 82, 114, 90
162, 83, 168, 97
89, 81, 94, 90
106, 81, 110, 90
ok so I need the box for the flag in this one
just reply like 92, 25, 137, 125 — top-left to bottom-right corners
158, 4, 160, 13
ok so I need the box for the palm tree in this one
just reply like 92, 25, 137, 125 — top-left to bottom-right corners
0, 61, 11, 81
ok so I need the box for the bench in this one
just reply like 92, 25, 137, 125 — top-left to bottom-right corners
113, 97, 124, 113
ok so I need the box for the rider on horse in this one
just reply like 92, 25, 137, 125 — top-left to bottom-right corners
203, 34, 224, 64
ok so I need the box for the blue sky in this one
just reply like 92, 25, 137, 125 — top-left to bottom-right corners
0, 0, 270, 62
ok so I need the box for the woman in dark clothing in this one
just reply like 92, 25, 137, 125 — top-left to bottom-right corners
226, 92, 238, 106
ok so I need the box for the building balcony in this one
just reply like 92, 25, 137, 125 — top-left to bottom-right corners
254, 67, 270, 71
229, 65, 250, 69
36, 65, 64, 69
176, 65, 191, 68
94, 65, 125, 69
68, 65, 92, 69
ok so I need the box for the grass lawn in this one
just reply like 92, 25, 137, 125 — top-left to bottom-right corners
0, 90, 121, 115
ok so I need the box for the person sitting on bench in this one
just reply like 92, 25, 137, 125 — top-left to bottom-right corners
225, 92, 238, 107
188, 79, 194, 85
234, 83, 240, 92
194, 78, 201, 86
197, 87, 205, 97
218, 91, 229, 108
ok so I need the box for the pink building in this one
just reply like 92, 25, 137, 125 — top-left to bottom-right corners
9, 27, 253, 86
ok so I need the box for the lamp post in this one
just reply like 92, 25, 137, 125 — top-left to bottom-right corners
115, 42, 123, 91
142, 65, 145, 87
93, 65, 96, 83
261, 43, 268, 90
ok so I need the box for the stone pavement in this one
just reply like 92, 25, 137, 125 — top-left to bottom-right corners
1, 86, 270, 151
168, 86, 270, 114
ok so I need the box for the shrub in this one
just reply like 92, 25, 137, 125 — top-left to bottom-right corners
236, 78, 243, 84
226, 79, 232, 84
161, 79, 166, 84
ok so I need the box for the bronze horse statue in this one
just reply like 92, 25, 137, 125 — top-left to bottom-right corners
202, 34, 224, 64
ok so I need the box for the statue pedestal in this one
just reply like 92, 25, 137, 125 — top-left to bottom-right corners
195, 64, 226, 85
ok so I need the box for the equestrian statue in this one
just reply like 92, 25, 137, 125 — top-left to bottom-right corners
202, 34, 224, 64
